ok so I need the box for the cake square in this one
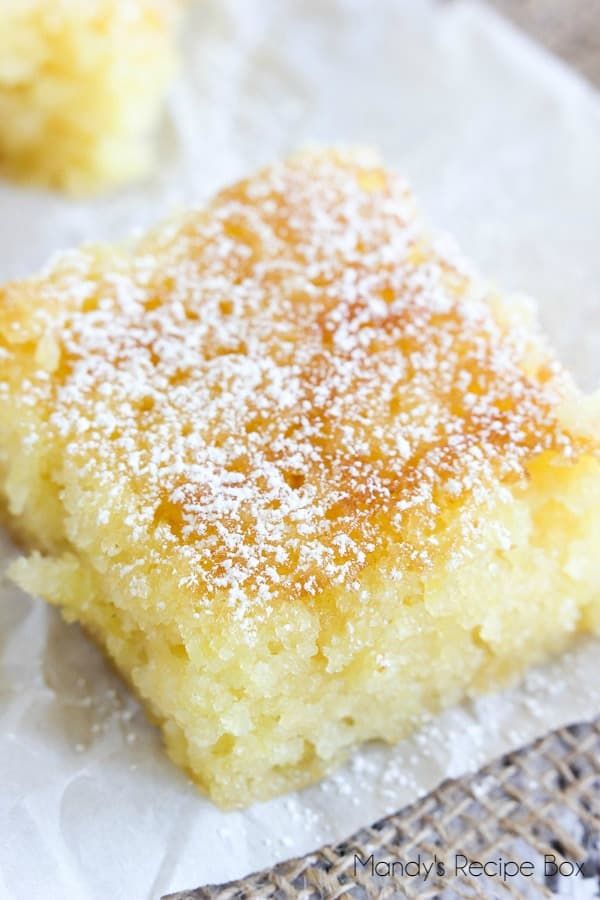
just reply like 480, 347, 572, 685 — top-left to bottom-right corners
0, 0, 182, 194
0, 151, 599, 808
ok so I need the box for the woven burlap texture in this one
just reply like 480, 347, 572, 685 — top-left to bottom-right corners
165, 717, 600, 899
488, 0, 600, 87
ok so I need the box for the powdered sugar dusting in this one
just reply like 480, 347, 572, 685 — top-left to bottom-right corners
4, 151, 582, 613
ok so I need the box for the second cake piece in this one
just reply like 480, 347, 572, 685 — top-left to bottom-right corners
0, 0, 182, 193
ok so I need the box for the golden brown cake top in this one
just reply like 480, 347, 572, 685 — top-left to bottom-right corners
0, 151, 590, 612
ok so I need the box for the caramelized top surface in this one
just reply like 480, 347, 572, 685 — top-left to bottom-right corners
0, 151, 587, 610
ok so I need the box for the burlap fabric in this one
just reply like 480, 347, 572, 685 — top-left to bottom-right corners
488, 0, 600, 87
165, 717, 600, 898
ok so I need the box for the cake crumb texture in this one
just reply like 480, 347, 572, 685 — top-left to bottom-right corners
0, 150, 599, 807
0, 0, 182, 193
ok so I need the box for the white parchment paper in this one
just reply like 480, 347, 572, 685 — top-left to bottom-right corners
0, 2, 599, 898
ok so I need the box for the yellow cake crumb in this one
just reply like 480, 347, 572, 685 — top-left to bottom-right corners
0, 150, 599, 807
0, 0, 182, 194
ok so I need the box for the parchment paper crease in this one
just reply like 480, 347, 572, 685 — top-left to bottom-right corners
0, 2, 599, 898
